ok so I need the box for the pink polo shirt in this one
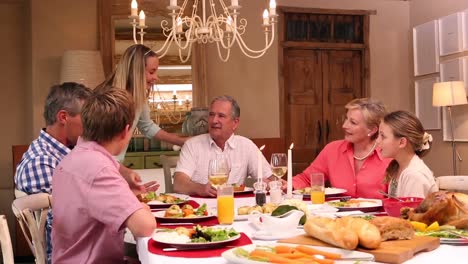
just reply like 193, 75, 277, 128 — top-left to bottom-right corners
52, 138, 142, 264
293, 140, 391, 198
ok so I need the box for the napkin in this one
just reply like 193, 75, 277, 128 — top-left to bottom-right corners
148, 232, 252, 258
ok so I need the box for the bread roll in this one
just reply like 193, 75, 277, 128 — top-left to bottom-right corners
339, 217, 381, 249
237, 206, 250, 215
370, 216, 414, 241
304, 217, 359, 250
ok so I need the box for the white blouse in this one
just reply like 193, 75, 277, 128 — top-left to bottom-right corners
394, 154, 438, 198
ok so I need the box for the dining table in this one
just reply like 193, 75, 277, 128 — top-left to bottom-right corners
132, 194, 467, 264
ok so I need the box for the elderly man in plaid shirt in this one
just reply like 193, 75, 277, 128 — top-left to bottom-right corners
15, 82, 92, 263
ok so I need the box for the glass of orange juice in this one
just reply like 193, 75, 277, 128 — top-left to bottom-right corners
310, 173, 325, 204
217, 185, 234, 224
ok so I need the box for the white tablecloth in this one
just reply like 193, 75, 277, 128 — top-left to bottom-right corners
135, 196, 467, 264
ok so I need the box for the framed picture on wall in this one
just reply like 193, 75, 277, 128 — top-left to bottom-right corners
440, 58, 463, 82
439, 12, 463, 56
415, 77, 441, 130
413, 20, 439, 76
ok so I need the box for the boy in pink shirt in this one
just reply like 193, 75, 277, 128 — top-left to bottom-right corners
52, 87, 156, 263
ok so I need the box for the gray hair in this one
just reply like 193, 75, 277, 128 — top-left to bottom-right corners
43, 82, 92, 126
210, 95, 240, 119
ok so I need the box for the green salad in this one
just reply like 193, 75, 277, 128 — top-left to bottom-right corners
416, 229, 468, 239
191, 225, 239, 242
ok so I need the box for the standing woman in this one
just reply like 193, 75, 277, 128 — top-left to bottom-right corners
293, 98, 391, 198
99, 44, 187, 160
378, 110, 438, 198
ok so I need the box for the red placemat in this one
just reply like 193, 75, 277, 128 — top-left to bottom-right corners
156, 217, 219, 228
148, 232, 252, 258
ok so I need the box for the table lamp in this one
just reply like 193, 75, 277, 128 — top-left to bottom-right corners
432, 81, 468, 175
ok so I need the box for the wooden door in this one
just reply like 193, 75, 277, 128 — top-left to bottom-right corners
284, 49, 363, 174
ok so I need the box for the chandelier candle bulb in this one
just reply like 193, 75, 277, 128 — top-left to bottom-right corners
131, 0, 138, 17
269, 0, 276, 16
139, 10, 145, 27
226, 16, 233, 32
263, 10, 270, 26
170, 0, 177, 7
287, 143, 294, 198
231, 0, 238, 7
176, 18, 183, 33
258, 145, 265, 183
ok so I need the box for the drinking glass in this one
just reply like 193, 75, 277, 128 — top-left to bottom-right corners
310, 173, 325, 204
208, 156, 230, 188
270, 153, 287, 181
217, 185, 234, 224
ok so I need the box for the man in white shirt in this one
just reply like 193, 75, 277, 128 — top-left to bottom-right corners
174, 95, 273, 197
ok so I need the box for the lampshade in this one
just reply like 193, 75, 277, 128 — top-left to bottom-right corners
60, 50, 105, 89
432, 81, 468, 106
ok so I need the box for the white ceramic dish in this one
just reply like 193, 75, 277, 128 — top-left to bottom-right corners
222, 243, 375, 263
147, 193, 189, 208
152, 230, 241, 249
327, 198, 383, 213
234, 187, 254, 194
152, 210, 215, 223
294, 187, 347, 198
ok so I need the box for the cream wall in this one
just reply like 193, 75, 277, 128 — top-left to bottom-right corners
204, 0, 411, 138
409, 0, 468, 176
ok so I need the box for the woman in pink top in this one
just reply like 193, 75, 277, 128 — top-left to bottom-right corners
293, 98, 391, 198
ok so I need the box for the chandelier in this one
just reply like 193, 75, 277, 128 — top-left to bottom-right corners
129, 0, 277, 62
149, 84, 192, 125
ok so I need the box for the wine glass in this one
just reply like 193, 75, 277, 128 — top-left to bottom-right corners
270, 153, 287, 181
208, 155, 230, 188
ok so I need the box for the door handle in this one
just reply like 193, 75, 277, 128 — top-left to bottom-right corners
326, 120, 330, 141
317, 121, 322, 143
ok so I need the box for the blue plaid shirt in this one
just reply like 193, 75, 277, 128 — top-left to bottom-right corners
15, 129, 71, 263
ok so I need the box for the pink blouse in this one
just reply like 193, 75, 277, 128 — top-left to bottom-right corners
292, 140, 391, 199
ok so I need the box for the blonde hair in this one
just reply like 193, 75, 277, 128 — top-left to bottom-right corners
383, 110, 430, 182
98, 44, 157, 112
345, 98, 387, 140
81, 87, 135, 144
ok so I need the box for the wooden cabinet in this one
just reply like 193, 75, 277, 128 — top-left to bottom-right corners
123, 151, 179, 169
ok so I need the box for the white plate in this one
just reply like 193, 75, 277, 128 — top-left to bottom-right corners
252, 229, 304, 240
328, 198, 383, 213
294, 187, 347, 197
152, 230, 241, 249
222, 243, 375, 263
147, 193, 189, 208
152, 210, 215, 223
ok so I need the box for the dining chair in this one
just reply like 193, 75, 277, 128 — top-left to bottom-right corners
0, 215, 14, 264
11, 193, 52, 264
436, 175, 468, 193
160, 155, 179, 193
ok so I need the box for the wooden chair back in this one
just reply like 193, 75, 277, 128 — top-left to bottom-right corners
160, 155, 179, 193
11, 193, 51, 264
0, 215, 14, 264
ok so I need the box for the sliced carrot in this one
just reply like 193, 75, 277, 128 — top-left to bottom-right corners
295, 245, 341, 260
310, 256, 335, 264
275, 245, 296, 254
277, 253, 304, 259
249, 250, 302, 263
295, 257, 319, 264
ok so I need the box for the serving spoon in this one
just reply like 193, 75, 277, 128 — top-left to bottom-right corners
378, 190, 404, 202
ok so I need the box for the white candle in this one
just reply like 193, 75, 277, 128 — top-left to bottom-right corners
231, 0, 238, 7
170, 0, 177, 7
258, 145, 265, 182
226, 16, 233, 32
263, 10, 269, 26
269, 0, 276, 16
139, 10, 145, 27
287, 143, 294, 198
131, 0, 138, 17
176, 17, 183, 33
